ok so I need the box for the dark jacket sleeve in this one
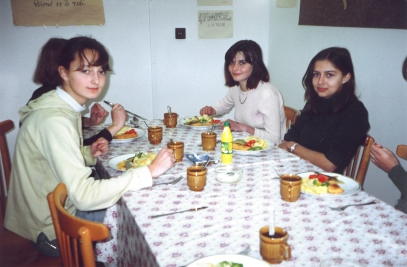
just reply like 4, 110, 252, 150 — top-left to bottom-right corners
83, 128, 113, 146
388, 164, 407, 198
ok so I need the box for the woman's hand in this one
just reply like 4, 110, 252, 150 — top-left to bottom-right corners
90, 137, 109, 157
200, 106, 216, 116
107, 104, 127, 136
89, 103, 108, 126
226, 119, 254, 135
148, 148, 176, 178
370, 142, 400, 173
278, 140, 295, 152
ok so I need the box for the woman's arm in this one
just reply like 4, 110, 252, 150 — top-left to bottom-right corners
279, 140, 337, 171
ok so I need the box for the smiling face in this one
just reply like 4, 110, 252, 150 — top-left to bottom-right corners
228, 52, 253, 91
59, 49, 106, 105
312, 59, 351, 99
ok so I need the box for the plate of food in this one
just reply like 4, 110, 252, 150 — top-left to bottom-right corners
111, 126, 145, 143
108, 152, 157, 171
298, 172, 360, 197
232, 136, 272, 155
180, 115, 222, 129
187, 254, 269, 267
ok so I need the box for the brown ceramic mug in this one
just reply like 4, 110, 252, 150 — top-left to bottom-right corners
280, 174, 302, 202
201, 132, 217, 151
147, 126, 163, 145
163, 113, 178, 128
260, 226, 291, 264
187, 165, 207, 191
167, 141, 184, 162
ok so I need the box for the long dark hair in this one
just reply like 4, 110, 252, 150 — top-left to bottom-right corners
33, 38, 67, 86
302, 47, 357, 114
224, 40, 269, 89
58, 36, 111, 72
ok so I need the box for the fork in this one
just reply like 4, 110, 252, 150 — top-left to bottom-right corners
329, 200, 376, 211
151, 176, 183, 187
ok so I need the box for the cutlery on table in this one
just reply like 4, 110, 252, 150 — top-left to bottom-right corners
142, 176, 183, 190
103, 100, 147, 120
329, 200, 377, 211
151, 206, 207, 219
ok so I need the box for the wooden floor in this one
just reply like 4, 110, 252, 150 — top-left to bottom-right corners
0, 219, 62, 267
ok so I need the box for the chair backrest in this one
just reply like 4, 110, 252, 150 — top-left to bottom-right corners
343, 135, 374, 188
283, 106, 300, 130
47, 183, 109, 267
396, 144, 407, 161
0, 119, 15, 222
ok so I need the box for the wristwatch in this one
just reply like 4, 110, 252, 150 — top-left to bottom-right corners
289, 143, 298, 153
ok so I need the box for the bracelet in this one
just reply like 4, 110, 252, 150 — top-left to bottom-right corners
289, 143, 298, 153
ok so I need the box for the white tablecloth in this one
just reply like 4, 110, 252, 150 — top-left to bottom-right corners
84, 123, 407, 267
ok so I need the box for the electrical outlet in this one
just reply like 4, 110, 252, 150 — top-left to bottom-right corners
175, 28, 186, 39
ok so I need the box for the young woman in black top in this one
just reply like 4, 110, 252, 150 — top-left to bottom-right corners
279, 47, 370, 173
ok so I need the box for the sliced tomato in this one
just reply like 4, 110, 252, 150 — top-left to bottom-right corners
317, 174, 328, 183
309, 174, 319, 179
125, 129, 137, 135
245, 140, 257, 147
211, 118, 221, 124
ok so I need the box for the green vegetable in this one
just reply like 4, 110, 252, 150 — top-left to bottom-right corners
217, 261, 243, 267
233, 139, 246, 145
313, 179, 329, 187
249, 146, 262, 151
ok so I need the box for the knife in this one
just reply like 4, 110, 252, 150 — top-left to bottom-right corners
103, 100, 148, 120
151, 206, 208, 219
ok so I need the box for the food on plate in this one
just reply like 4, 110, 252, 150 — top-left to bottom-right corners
116, 152, 156, 171
193, 261, 243, 267
301, 173, 344, 195
232, 136, 267, 151
113, 126, 138, 139
184, 115, 221, 126
328, 184, 345, 194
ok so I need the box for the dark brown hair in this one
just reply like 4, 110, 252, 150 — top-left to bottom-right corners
33, 38, 67, 86
224, 40, 269, 89
58, 36, 111, 73
302, 47, 357, 114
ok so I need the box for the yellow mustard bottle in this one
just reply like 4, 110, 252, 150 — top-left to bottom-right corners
221, 121, 233, 164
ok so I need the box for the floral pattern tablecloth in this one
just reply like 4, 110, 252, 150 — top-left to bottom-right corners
84, 123, 407, 267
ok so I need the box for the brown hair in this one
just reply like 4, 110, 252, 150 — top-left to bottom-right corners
33, 38, 67, 86
224, 40, 269, 89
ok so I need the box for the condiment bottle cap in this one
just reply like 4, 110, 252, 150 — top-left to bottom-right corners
223, 121, 230, 127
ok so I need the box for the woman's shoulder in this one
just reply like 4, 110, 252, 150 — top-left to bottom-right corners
345, 99, 368, 114
255, 82, 282, 96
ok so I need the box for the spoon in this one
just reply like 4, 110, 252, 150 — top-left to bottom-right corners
210, 124, 215, 134
202, 157, 211, 171
167, 106, 171, 115
144, 121, 150, 128
169, 138, 174, 145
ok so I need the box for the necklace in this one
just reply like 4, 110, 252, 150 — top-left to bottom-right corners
239, 93, 248, 104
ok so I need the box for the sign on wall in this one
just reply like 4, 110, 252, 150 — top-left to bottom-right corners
198, 10, 233, 39
10, 0, 105, 26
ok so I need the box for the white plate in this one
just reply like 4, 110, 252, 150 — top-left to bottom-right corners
108, 154, 134, 171
187, 254, 269, 267
111, 128, 145, 143
297, 172, 360, 197
233, 140, 273, 155
179, 117, 220, 129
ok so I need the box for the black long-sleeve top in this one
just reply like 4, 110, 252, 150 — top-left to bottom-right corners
284, 97, 370, 173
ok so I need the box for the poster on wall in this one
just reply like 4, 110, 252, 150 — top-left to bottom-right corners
198, 0, 232, 6
10, 0, 105, 26
198, 10, 233, 39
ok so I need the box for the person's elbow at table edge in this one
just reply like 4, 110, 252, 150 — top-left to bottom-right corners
279, 141, 337, 172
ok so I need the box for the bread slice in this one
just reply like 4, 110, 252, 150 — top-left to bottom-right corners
328, 184, 344, 194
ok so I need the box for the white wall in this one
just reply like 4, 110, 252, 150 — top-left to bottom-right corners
1, 0, 406, 206
268, 0, 407, 205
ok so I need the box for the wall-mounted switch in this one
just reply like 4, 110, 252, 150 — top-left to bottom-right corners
175, 28, 186, 39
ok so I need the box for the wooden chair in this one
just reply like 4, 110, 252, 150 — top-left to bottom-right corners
0, 119, 15, 223
343, 135, 374, 188
396, 144, 407, 160
284, 106, 300, 130
47, 183, 109, 267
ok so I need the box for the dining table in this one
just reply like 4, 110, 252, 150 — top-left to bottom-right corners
84, 120, 407, 267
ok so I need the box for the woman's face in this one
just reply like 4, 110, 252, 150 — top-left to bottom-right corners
59, 50, 106, 105
228, 52, 253, 88
312, 59, 350, 99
